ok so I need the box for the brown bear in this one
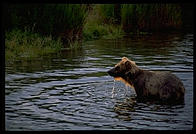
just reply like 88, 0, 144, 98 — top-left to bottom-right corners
107, 57, 185, 104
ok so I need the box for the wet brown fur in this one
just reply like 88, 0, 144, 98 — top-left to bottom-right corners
108, 57, 185, 104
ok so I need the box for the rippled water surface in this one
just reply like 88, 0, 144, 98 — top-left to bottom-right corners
5, 32, 193, 130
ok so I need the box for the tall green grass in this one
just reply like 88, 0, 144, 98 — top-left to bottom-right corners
83, 4, 124, 41
5, 4, 89, 45
5, 3, 186, 58
121, 4, 137, 33
5, 4, 187, 61
5, 4, 184, 43
5, 29, 62, 60
98, 4, 121, 25
98, 4, 115, 24
121, 4, 182, 33
84, 4, 183, 37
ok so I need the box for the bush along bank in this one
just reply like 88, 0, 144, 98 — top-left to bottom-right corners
5, 4, 90, 60
5, 29, 62, 60
82, 4, 185, 41
5, 4, 192, 60
5, 4, 90, 46
121, 4, 182, 33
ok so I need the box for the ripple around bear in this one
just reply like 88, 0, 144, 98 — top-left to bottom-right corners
108, 57, 185, 104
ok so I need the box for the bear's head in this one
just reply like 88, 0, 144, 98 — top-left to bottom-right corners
107, 57, 138, 78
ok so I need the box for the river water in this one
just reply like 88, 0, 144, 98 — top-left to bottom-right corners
5, 32, 193, 130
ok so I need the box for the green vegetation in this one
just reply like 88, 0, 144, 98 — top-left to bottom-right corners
83, 4, 182, 40
5, 4, 89, 44
5, 29, 62, 60
83, 23, 124, 41
97, 4, 121, 25
121, 4, 182, 33
83, 4, 124, 41
5, 4, 89, 60
5, 4, 192, 60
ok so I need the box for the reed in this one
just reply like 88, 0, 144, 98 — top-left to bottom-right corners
121, 4, 137, 33
121, 4, 182, 33
98, 4, 121, 25
5, 29, 62, 60
5, 4, 89, 45
98, 4, 115, 24
83, 4, 124, 41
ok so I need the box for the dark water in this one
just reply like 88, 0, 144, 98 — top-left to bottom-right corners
5, 32, 193, 130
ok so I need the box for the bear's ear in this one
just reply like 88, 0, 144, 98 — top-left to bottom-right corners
125, 61, 132, 70
122, 57, 128, 61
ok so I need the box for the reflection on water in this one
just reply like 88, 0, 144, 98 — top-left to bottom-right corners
5, 32, 193, 130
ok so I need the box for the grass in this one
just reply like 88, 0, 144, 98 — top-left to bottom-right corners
83, 4, 124, 41
5, 4, 185, 61
83, 22, 124, 41
5, 29, 62, 60
69, 40, 83, 49
121, 4, 182, 33
5, 4, 89, 45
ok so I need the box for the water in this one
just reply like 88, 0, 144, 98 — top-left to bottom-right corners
5, 32, 193, 130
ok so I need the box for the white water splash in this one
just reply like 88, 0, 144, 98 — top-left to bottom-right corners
112, 79, 116, 98
124, 85, 129, 97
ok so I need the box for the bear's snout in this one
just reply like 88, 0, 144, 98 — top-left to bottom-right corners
107, 68, 115, 76
107, 67, 120, 77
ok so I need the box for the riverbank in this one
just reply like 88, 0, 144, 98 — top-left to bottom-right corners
5, 24, 126, 61
5, 29, 62, 60
5, 4, 193, 61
